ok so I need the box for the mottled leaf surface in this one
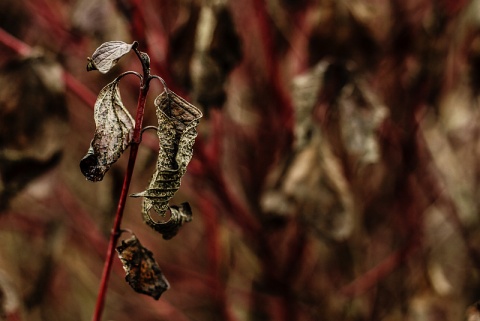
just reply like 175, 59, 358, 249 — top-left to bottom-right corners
131, 91, 202, 239
116, 236, 169, 300
87, 41, 136, 74
80, 80, 134, 181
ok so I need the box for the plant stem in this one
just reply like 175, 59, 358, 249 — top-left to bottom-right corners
91, 62, 151, 321
0, 27, 31, 56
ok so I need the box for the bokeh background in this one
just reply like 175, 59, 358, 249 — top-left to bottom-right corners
1, 0, 480, 320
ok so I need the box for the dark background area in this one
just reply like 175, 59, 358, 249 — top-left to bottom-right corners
1, 0, 480, 320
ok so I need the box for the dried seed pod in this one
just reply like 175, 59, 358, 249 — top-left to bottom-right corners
116, 235, 169, 300
131, 90, 202, 239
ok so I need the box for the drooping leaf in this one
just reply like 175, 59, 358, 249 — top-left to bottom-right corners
116, 235, 169, 300
80, 80, 134, 181
131, 90, 202, 239
87, 41, 137, 74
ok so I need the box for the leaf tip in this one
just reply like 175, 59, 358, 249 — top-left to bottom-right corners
86, 57, 97, 72
79, 147, 106, 182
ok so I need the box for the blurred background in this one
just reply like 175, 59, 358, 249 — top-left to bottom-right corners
1, 0, 480, 320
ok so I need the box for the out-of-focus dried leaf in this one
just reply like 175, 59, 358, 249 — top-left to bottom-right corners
80, 80, 134, 182
168, 3, 201, 89
289, 61, 329, 149
424, 206, 467, 298
262, 134, 354, 240
131, 90, 202, 239
0, 56, 67, 209
116, 235, 169, 300
337, 78, 388, 165
190, 5, 242, 110
262, 60, 388, 240
261, 61, 357, 240
71, 0, 109, 37
467, 301, 480, 321
0, 270, 20, 319
87, 41, 137, 73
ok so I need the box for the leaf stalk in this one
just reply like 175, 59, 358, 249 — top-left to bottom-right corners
91, 52, 151, 321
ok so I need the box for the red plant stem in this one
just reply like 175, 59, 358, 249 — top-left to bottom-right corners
6, 312, 22, 321
0, 27, 31, 56
91, 79, 149, 321
339, 240, 418, 297
63, 72, 97, 108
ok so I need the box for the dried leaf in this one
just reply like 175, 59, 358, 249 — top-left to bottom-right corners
80, 80, 134, 181
0, 57, 67, 209
153, 202, 193, 240
116, 235, 169, 300
131, 91, 202, 239
467, 301, 480, 321
190, 6, 242, 110
87, 41, 137, 74
337, 80, 388, 165
0, 270, 20, 319
261, 61, 355, 240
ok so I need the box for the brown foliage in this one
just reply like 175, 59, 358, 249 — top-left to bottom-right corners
1, 0, 480, 320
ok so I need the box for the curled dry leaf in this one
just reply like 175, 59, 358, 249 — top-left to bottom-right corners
116, 235, 169, 300
154, 202, 193, 240
80, 80, 134, 181
87, 41, 137, 74
131, 90, 202, 239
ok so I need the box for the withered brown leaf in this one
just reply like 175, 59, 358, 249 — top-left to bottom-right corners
87, 41, 137, 74
131, 91, 202, 239
116, 235, 169, 300
80, 80, 134, 181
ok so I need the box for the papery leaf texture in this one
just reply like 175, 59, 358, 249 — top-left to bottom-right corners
131, 90, 202, 239
87, 41, 136, 74
116, 235, 169, 300
80, 80, 134, 181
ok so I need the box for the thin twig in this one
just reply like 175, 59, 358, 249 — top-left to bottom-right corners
0, 27, 31, 56
91, 51, 151, 321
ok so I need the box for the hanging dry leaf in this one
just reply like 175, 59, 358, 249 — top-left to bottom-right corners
131, 90, 202, 239
87, 41, 137, 73
116, 235, 169, 300
80, 79, 134, 181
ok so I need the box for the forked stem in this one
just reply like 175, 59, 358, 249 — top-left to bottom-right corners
91, 51, 152, 321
